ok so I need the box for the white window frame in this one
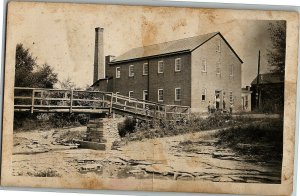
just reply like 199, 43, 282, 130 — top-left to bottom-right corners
143, 63, 148, 75
175, 88, 181, 101
158, 89, 164, 102
230, 64, 234, 77
216, 62, 221, 75
202, 59, 207, 72
129, 91, 134, 98
158, 61, 164, 73
129, 65, 134, 77
143, 90, 148, 101
175, 58, 182, 72
201, 88, 207, 101
116, 67, 121, 78
115, 92, 120, 102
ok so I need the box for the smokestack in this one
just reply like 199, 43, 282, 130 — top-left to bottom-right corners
93, 27, 104, 83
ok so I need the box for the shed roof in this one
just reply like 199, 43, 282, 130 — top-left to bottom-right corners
110, 32, 243, 64
251, 73, 284, 85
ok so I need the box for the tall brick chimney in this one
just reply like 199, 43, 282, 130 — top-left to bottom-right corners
93, 27, 104, 83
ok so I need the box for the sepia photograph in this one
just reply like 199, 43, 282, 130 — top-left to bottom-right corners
1, 1, 299, 195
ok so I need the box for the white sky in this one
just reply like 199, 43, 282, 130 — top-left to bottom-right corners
8, 2, 282, 88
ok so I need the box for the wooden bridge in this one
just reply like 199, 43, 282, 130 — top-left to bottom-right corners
14, 87, 190, 120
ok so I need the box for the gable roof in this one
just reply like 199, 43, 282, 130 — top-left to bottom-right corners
251, 73, 284, 85
110, 32, 243, 64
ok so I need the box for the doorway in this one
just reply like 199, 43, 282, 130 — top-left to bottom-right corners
215, 90, 221, 110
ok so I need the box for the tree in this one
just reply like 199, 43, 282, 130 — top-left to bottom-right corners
15, 44, 58, 88
267, 21, 286, 75
59, 77, 76, 90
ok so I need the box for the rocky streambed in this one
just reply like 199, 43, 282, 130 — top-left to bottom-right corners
12, 124, 282, 183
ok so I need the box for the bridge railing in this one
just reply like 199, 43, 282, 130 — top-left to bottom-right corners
106, 93, 190, 119
14, 87, 112, 113
14, 87, 191, 119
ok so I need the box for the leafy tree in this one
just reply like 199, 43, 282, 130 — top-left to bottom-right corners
15, 43, 58, 88
267, 21, 286, 75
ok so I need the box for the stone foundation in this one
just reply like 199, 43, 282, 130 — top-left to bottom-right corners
79, 117, 125, 150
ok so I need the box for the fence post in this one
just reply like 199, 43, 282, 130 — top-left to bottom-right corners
164, 105, 167, 119
110, 93, 113, 114
70, 89, 73, 113
31, 89, 35, 113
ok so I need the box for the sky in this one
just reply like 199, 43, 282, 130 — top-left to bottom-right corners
8, 2, 285, 88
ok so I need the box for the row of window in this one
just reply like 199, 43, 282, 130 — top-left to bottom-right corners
119, 88, 182, 102
115, 60, 233, 79
115, 58, 183, 78
201, 60, 234, 76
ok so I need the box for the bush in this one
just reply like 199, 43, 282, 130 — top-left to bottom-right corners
13, 112, 90, 131
118, 117, 136, 137
121, 113, 247, 142
27, 169, 60, 177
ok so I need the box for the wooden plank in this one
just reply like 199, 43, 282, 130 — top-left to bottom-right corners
31, 89, 35, 113
70, 89, 73, 113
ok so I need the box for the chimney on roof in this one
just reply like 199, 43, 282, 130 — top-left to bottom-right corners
93, 27, 104, 83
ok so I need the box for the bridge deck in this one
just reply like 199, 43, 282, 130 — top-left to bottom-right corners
14, 87, 190, 120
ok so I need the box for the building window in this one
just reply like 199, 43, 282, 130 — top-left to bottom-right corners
129, 65, 134, 77
175, 58, 182, 72
115, 92, 120, 102
202, 59, 207, 72
129, 91, 134, 98
143, 90, 148, 101
230, 64, 234, 77
245, 95, 248, 108
201, 89, 206, 101
158, 89, 164, 102
158, 61, 164, 73
175, 88, 181, 101
229, 91, 233, 103
116, 67, 120, 78
216, 62, 221, 75
216, 39, 221, 52
143, 63, 148, 75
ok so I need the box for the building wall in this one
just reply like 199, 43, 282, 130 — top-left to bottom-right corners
191, 34, 242, 113
102, 53, 191, 106
106, 59, 148, 99
148, 53, 191, 106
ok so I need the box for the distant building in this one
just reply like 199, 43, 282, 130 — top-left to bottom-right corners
250, 73, 284, 113
241, 86, 252, 112
92, 27, 243, 113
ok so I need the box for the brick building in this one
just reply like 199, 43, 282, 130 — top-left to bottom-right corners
92, 27, 243, 113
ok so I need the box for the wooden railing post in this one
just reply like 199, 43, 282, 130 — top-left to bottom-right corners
31, 89, 35, 113
110, 93, 113, 114
70, 89, 73, 113
135, 101, 138, 114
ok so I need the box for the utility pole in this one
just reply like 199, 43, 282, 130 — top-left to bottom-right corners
256, 50, 261, 110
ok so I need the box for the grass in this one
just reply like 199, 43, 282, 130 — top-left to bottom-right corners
27, 169, 60, 177
214, 118, 283, 162
120, 113, 253, 142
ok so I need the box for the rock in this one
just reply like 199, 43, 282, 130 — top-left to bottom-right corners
177, 173, 195, 180
32, 140, 39, 145
212, 176, 234, 182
